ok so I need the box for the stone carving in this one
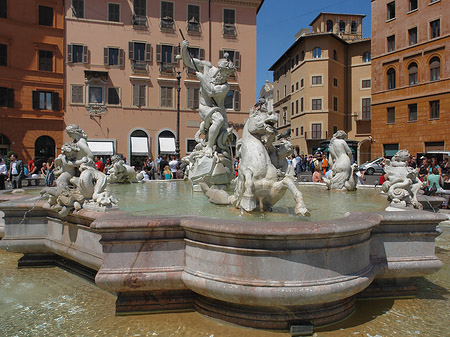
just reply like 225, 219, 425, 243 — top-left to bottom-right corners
41, 125, 117, 217
323, 130, 357, 191
181, 40, 236, 189
200, 100, 310, 216
382, 149, 424, 210
107, 155, 143, 183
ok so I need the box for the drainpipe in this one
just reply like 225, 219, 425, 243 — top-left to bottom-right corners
62, 0, 66, 127
208, 0, 212, 61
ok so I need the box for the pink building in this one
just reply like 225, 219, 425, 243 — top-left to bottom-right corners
64, 0, 263, 167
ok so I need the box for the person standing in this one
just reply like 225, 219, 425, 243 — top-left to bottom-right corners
159, 155, 169, 179
94, 156, 104, 172
44, 157, 55, 187
168, 155, 178, 177
0, 157, 7, 189
8, 153, 24, 189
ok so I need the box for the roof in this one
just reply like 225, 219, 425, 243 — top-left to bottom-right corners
309, 12, 366, 26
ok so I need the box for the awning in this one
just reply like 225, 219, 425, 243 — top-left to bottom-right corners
87, 141, 114, 155
159, 137, 176, 154
131, 137, 149, 155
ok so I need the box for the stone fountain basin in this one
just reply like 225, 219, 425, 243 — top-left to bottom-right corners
0, 190, 445, 330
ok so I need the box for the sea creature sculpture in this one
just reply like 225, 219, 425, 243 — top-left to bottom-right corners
107, 154, 143, 183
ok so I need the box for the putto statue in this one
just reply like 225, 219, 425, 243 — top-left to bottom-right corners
181, 39, 235, 189
41, 125, 117, 217
200, 99, 310, 216
382, 149, 424, 210
107, 154, 143, 184
323, 130, 357, 191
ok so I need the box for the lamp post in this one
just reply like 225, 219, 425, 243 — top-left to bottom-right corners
175, 70, 181, 158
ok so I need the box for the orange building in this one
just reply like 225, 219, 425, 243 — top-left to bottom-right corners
371, 0, 450, 158
0, 0, 64, 165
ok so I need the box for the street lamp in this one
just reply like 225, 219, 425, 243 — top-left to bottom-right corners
175, 70, 181, 158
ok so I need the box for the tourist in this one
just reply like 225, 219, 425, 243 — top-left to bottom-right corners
163, 165, 172, 180
159, 155, 169, 179
0, 157, 7, 190
425, 167, 441, 196
169, 155, 178, 177
103, 157, 112, 175
44, 157, 55, 187
429, 157, 441, 176
378, 170, 387, 185
418, 167, 428, 182
146, 157, 156, 180
8, 153, 24, 189
322, 155, 328, 175
40, 162, 48, 177
356, 168, 365, 185
94, 156, 104, 172
175, 164, 184, 179
441, 158, 449, 174
27, 157, 40, 186
312, 166, 323, 183
139, 166, 150, 181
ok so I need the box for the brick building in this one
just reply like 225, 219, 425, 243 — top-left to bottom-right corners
0, 0, 64, 164
371, 0, 450, 158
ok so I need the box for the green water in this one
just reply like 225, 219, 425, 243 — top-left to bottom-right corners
0, 223, 448, 336
105, 181, 388, 222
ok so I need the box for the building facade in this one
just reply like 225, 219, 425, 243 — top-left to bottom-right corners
269, 13, 372, 163
371, 0, 450, 158
64, 0, 262, 167
0, 0, 64, 164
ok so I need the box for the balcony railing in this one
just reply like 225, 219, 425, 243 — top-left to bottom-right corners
160, 17, 174, 30
132, 15, 147, 28
187, 21, 200, 33
159, 62, 175, 74
223, 24, 236, 37
132, 60, 148, 72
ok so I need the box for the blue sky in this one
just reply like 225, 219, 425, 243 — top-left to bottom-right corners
256, 0, 372, 94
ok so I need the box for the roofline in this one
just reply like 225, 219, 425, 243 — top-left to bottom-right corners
309, 12, 366, 26
257, 0, 264, 14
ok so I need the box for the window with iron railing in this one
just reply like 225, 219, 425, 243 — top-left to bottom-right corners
129, 42, 151, 72
223, 9, 236, 36
187, 4, 200, 33
160, 1, 174, 30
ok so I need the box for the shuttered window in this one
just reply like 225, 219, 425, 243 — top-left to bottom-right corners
224, 90, 240, 110
0, 87, 14, 108
160, 86, 173, 107
107, 87, 120, 105
32, 91, 59, 111
104, 47, 124, 66
71, 85, 83, 104
39, 50, 53, 71
128, 42, 152, 62
108, 3, 120, 22
219, 49, 240, 69
132, 84, 146, 107
133, 0, 146, 16
68, 44, 88, 63
187, 87, 199, 109
72, 0, 84, 18
362, 98, 371, 120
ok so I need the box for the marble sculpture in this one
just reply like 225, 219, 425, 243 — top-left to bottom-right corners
323, 130, 357, 191
382, 149, 424, 210
201, 99, 310, 216
41, 125, 117, 217
107, 154, 143, 183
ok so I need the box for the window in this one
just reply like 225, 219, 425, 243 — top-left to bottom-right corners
409, 0, 418, 11
156, 44, 176, 72
333, 49, 337, 61
430, 100, 440, 119
333, 78, 338, 87
296, 128, 298, 137
301, 126, 304, 135
187, 87, 199, 109
301, 97, 304, 112
408, 27, 417, 45
387, 35, 395, 52
296, 82, 299, 90
387, 107, 395, 123
301, 50, 305, 61
72, 0, 84, 18
284, 85, 286, 96
187, 4, 200, 32
408, 62, 418, 85
362, 79, 371, 88
0, 43, 6, 66
430, 19, 440, 39
312, 99, 322, 110
224, 90, 240, 110
88, 86, 104, 104
132, 84, 146, 107
67, 44, 88, 63
133, 0, 146, 16
161, 1, 174, 30
311, 124, 321, 139
104, 47, 124, 66
339, 20, 345, 33
408, 104, 417, 121
160, 86, 173, 107
363, 51, 371, 62
326, 20, 333, 32
430, 57, 440, 81
351, 21, 357, 34
291, 102, 294, 115
301, 78, 304, 88
387, 68, 396, 89
362, 98, 371, 119
38, 50, 53, 71
32, 91, 59, 111
313, 47, 321, 58
333, 97, 338, 111
282, 107, 287, 125
39, 6, 53, 26
384, 144, 399, 157
223, 9, 236, 36
129, 42, 151, 71
387, 1, 395, 20
108, 3, 120, 22
312, 75, 322, 85
71, 85, 83, 104
0, 0, 6, 18
107, 87, 120, 105
295, 54, 299, 64
0, 87, 14, 107
219, 50, 240, 69
291, 84, 294, 93
295, 100, 298, 114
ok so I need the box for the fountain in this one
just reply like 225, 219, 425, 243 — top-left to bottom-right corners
0, 39, 446, 334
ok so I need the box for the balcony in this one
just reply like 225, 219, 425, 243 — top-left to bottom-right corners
159, 62, 175, 74
160, 17, 174, 31
223, 24, 236, 37
132, 60, 148, 72
132, 15, 147, 28
187, 20, 201, 34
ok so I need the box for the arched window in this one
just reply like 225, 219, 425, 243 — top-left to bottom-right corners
158, 130, 176, 156
339, 20, 345, 33
34, 135, 55, 166
313, 47, 321, 59
387, 68, 396, 90
351, 21, 357, 34
326, 20, 333, 33
363, 52, 371, 62
333, 49, 337, 61
430, 56, 440, 81
130, 129, 150, 168
408, 62, 418, 85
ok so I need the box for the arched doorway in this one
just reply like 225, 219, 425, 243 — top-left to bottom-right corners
34, 135, 55, 167
358, 139, 372, 166
130, 129, 149, 168
0, 134, 10, 157
157, 130, 176, 157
